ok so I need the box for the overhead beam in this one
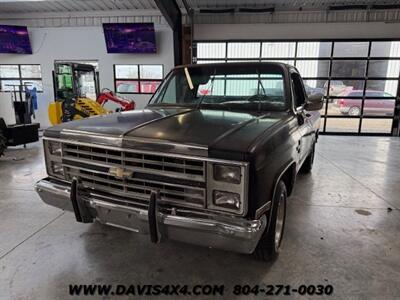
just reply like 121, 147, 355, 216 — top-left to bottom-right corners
181, 0, 192, 16
154, 0, 182, 66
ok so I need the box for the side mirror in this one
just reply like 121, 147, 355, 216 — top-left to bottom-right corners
304, 94, 323, 111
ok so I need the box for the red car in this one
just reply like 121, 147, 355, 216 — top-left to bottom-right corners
338, 90, 395, 116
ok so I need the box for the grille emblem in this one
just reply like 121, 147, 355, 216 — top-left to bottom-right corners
109, 167, 133, 179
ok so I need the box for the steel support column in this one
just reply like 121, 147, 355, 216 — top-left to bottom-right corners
154, 0, 182, 66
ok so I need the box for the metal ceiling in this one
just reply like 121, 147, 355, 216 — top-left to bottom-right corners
180, 0, 400, 11
0, 0, 158, 13
1, 0, 400, 13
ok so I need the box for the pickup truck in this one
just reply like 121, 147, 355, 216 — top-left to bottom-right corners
35, 62, 323, 261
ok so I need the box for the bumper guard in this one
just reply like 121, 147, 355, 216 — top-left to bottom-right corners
35, 177, 266, 254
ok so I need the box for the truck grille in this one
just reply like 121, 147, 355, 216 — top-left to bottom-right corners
61, 142, 206, 208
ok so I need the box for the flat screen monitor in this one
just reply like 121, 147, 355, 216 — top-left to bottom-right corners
103, 23, 157, 54
0, 25, 32, 54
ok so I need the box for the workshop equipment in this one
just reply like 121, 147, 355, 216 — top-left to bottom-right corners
49, 62, 135, 125
0, 84, 40, 156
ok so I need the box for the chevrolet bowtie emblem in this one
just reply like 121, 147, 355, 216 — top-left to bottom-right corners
108, 167, 133, 179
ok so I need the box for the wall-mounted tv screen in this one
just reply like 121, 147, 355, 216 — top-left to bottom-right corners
0, 25, 32, 54
103, 23, 156, 54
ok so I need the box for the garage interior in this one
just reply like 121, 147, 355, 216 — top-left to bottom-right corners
0, 0, 399, 299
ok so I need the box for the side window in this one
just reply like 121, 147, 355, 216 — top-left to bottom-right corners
0, 64, 43, 92
291, 73, 306, 107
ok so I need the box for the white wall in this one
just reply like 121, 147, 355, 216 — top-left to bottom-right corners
0, 25, 174, 128
194, 22, 400, 40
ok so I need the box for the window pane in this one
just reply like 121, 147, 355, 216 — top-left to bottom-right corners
197, 43, 226, 59
0, 65, 19, 78
368, 60, 400, 77
333, 42, 369, 57
20, 65, 42, 78
22, 80, 43, 92
370, 41, 400, 57
326, 80, 364, 97
139, 65, 163, 79
364, 98, 395, 116
361, 119, 392, 133
297, 42, 332, 57
366, 80, 398, 97
115, 65, 138, 79
116, 80, 139, 93
261, 42, 295, 58
332, 98, 363, 116
296, 60, 330, 77
227, 42, 260, 58
76, 72, 96, 100
325, 118, 359, 133
140, 81, 161, 93
1, 79, 21, 91
331, 60, 366, 77
303, 79, 326, 96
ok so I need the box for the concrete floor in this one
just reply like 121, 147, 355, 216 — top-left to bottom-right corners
0, 136, 399, 300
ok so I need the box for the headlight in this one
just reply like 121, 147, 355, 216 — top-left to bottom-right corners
213, 190, 240, 210
213, 164, 241, 184
48, 141, 62, 156
50, 161, 64, 176
44, 139, 64, 179
207, 161, 248, 215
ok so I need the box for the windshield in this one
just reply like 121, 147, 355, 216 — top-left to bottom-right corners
149, 64, 287, 111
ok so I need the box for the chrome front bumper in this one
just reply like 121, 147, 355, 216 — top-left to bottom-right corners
35, 178, 266, 254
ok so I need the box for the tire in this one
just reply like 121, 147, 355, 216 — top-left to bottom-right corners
0, 132, 6, 157
300, 143, 315, 174
254, 180, 287, 261
348, 106, 361, 116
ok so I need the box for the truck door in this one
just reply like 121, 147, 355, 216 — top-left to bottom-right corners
290, 72, 313, 164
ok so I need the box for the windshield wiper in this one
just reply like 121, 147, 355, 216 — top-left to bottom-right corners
256, 69, 267, 112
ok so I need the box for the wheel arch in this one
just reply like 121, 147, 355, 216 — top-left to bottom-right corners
279, 162, 297, 197
260, 161, 296, 232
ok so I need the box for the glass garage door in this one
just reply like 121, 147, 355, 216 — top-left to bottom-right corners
193, 40, 400, 136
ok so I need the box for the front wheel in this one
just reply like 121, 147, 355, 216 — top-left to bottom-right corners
254, 180, 287, 261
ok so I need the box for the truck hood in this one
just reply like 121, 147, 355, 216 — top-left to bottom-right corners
45, 107, 287, 158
